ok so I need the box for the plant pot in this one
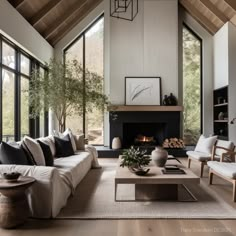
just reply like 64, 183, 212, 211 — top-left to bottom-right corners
151, 147, 168, 167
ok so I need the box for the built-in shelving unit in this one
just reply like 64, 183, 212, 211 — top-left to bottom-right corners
213, 86, 228, 140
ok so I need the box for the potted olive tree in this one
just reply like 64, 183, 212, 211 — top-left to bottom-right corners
29, 59, 108, 132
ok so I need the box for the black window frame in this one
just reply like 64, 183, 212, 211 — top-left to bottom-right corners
0, 33, 48, 141
63, 14, 105, 144
182, 23, 203, 144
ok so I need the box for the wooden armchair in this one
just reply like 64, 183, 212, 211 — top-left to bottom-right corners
187, 139, 234, 177
208, 147, 236, 202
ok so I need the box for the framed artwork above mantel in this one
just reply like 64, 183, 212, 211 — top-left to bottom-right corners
125, 77, 161, 105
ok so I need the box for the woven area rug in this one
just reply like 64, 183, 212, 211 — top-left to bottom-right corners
57, 159, 236, 219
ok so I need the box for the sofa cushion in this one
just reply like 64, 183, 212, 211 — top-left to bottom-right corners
195, 135, 217, 154
38, 135, 56, 157
208, 161, 236, 179
0, 141, 29, 165
186, 150, 211, 161
37, 140, 54, 166
23, 136, 46, 166
74, 134, 85, 150
54, 134, 74, 157
54, 151, 93, 189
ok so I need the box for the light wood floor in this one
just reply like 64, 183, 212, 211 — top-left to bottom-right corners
0, 158, 236, 236
0, 219, 236, 236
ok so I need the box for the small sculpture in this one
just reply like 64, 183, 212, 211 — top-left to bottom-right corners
163, 93, 178, 106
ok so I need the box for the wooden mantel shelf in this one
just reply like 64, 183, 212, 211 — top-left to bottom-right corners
108, 105, 183, 112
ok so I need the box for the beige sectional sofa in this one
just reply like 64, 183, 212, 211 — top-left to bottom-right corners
0, 142, 97, 218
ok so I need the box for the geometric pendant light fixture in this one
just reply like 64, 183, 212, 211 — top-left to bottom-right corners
110, 0, 139, 21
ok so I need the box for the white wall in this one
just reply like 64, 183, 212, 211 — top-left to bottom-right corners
228, 23, 236, 144
180, 7, 214, 137
214, 24, 229, 89
0, 0, 53, 63
213, 22, 236, 144
110, 0, 178, 104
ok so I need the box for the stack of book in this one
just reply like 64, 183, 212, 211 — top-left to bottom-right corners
162, 165, 185, 174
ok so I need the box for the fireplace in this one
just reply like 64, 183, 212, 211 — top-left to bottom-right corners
110, 110, 181, 149
134, 135, 156, 146
123, 122, 166, 148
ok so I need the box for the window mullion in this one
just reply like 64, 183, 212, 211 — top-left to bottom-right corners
15, 49, 21, 141
83, 34, 86, 136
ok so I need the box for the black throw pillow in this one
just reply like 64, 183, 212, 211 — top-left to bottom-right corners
0, 141, 29, 165
20, 143, 36, 165
54, 134, 74, 157
37, 140, 54, 166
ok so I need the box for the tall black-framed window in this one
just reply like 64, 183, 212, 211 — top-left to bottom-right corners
0, 34, 48, 142
182, 24, 202, 145
64, 14, 104, 145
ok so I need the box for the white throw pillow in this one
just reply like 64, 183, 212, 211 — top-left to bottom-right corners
63, 128, 77, 152
23, 136, 46, 166
195, 135, 217, 155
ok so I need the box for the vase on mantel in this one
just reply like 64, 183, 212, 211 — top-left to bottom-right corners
151, 147, 168, 167
112, 137, 121, 150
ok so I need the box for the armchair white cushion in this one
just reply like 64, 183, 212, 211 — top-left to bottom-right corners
208, 161, 236, 179
194, 135, 217, 154
186, 151, 211, 161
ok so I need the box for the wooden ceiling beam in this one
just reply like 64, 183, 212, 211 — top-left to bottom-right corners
30, 0, 63, 26
50, 0, 103, 46
180, 0, 219, 34
43, 0, 88, 40
8, 0, 26, 9
230, 14, 236, 27
224, 0, 236, 11
200, 0, 228, 23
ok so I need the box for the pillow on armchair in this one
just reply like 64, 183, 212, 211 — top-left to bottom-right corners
194, 135, 217, 154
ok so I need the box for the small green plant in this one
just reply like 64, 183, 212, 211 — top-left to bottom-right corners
120, 146, 151, 168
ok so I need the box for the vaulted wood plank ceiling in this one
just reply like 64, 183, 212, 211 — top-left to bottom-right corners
7, 0, 236, 47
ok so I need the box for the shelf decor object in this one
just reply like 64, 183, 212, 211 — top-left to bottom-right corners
125, 77, 161, 105
230, 118, 236, 124
110, 0, 138, 21
213, 86, 228, 140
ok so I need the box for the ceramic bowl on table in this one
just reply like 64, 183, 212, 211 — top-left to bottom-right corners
2, 172, 21, 183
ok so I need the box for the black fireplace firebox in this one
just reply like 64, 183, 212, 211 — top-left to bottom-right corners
123, 122, 166, 148
109, 111, 181, 149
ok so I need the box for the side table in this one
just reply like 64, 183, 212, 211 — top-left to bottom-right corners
0, 176, 35, 229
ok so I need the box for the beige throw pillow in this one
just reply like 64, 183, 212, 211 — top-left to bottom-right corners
73, 134, 85, 150
23, 136, 45, 166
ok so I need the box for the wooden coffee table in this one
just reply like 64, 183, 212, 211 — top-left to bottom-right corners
0, 176, 35, 229
115, 156, 200, 202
